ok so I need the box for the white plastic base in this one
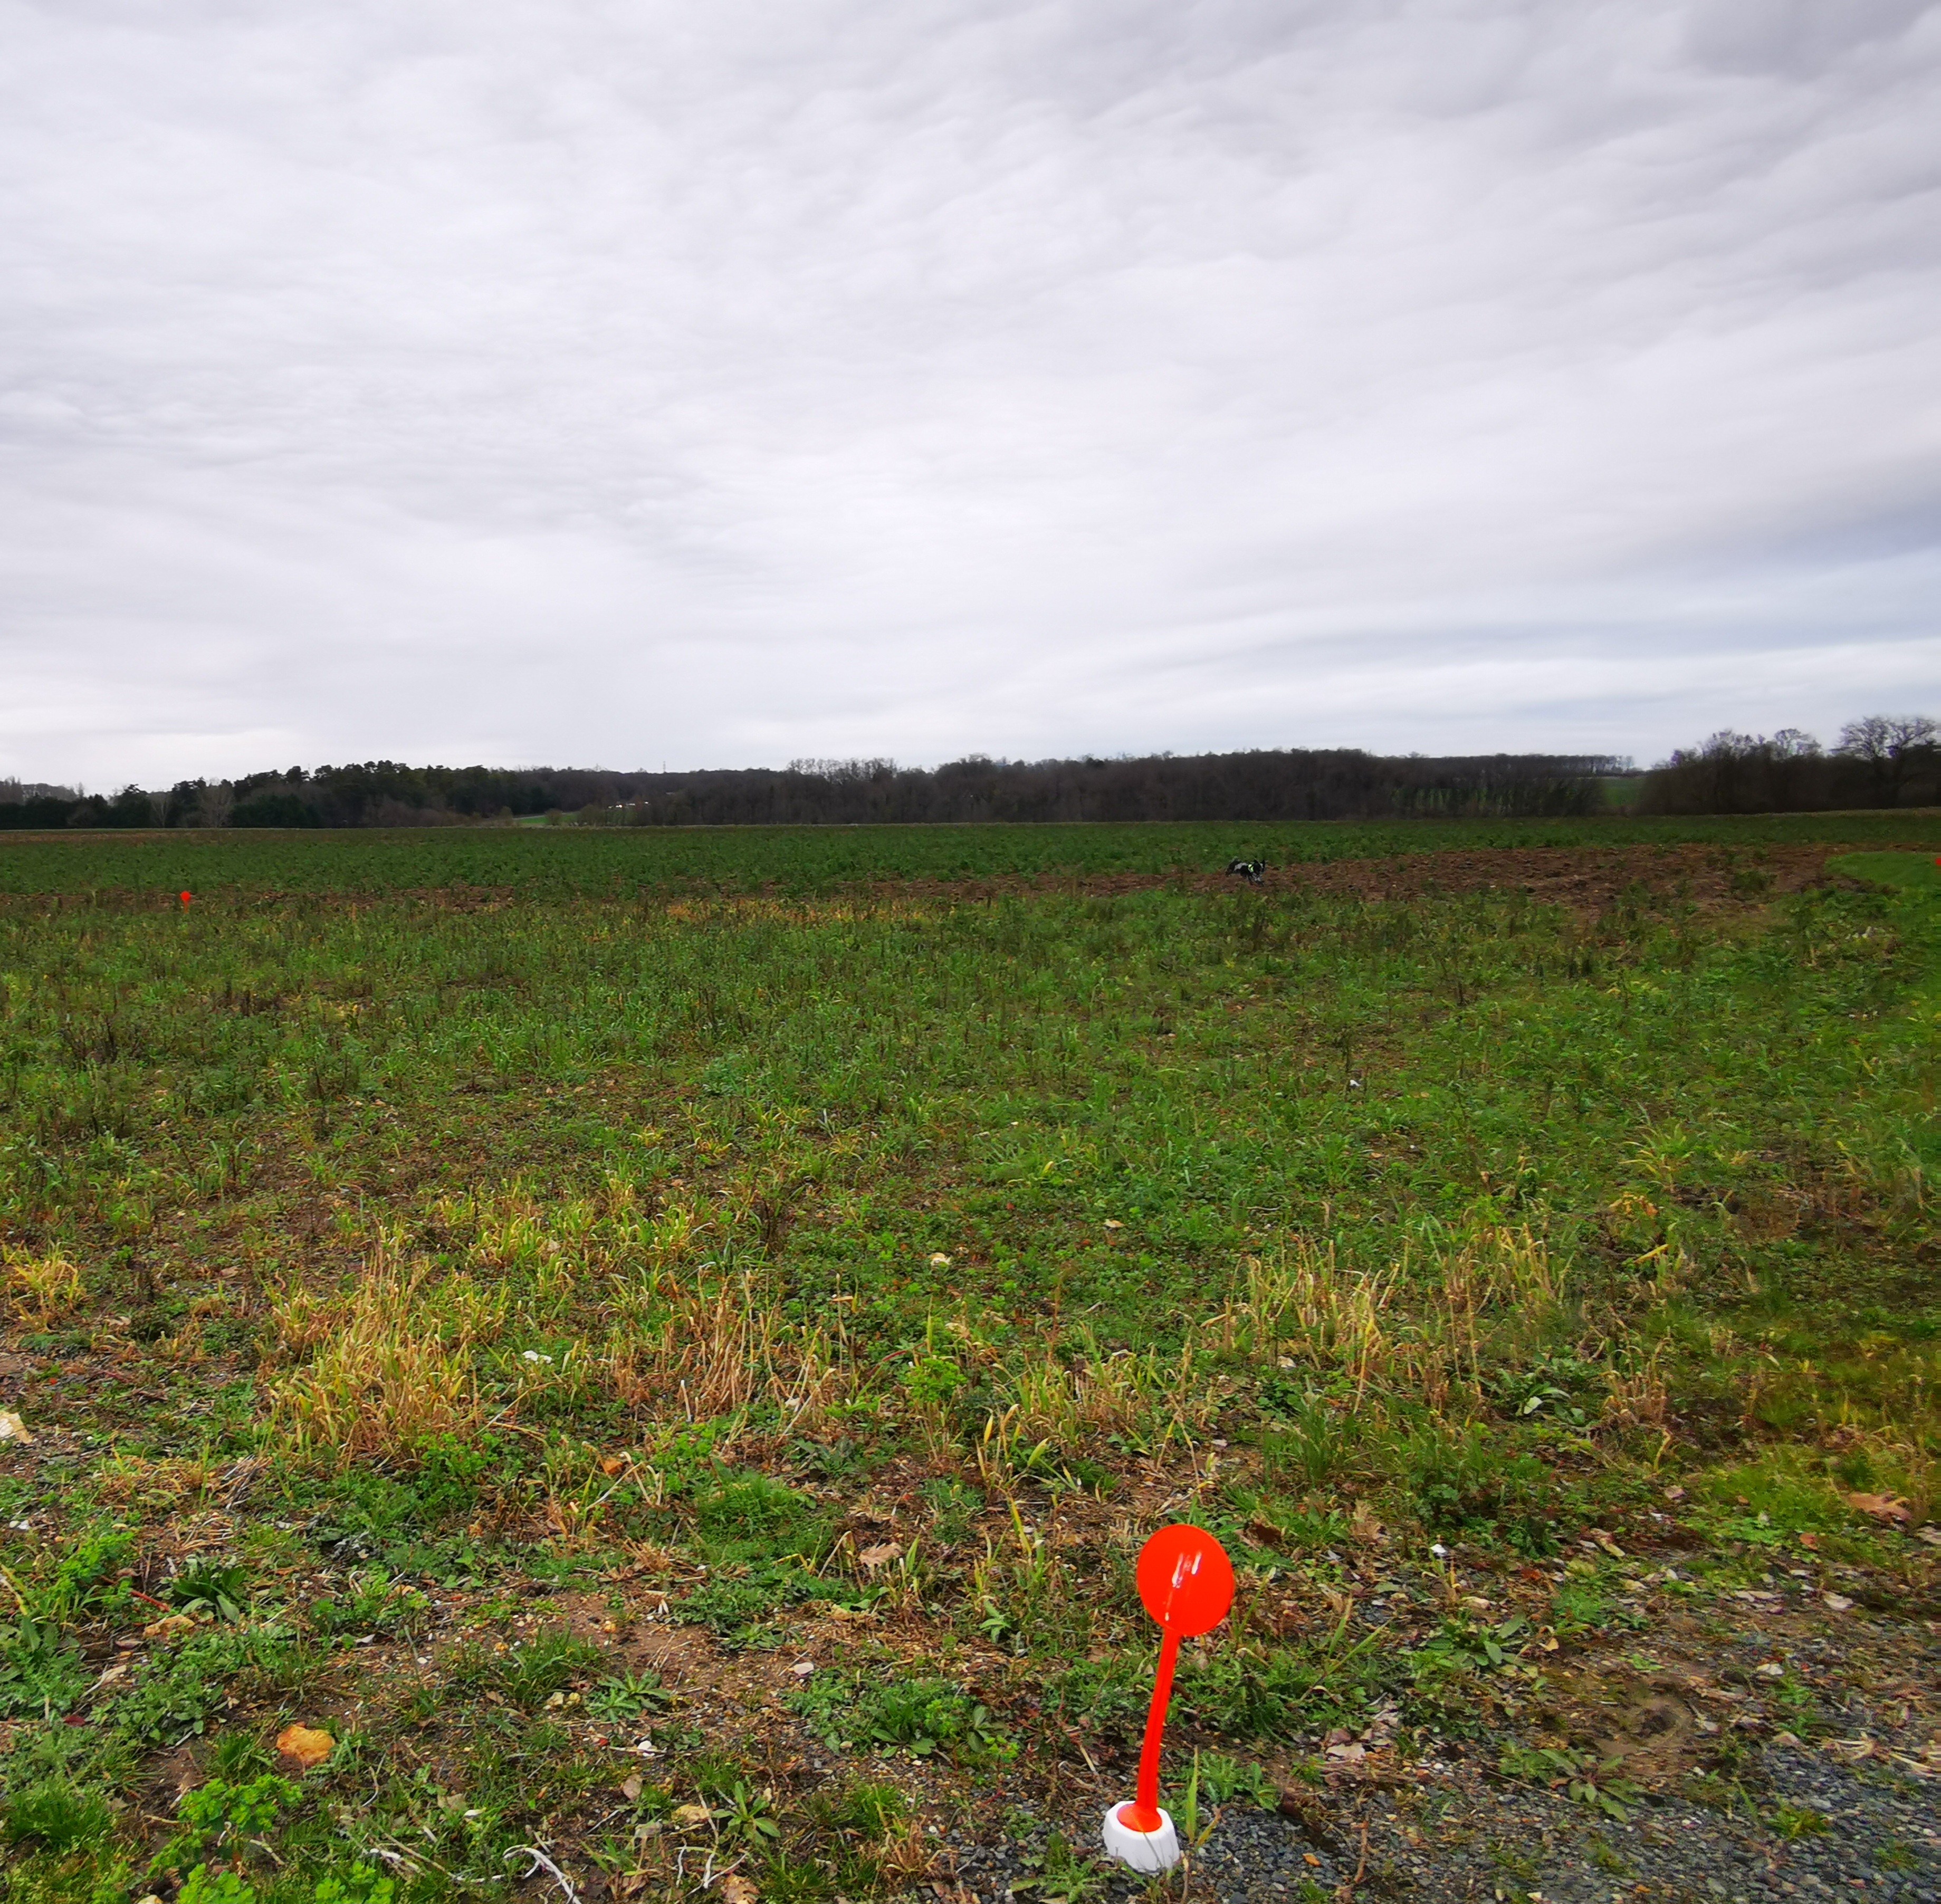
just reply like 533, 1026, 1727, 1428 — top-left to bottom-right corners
1101, 1803, 1182, 1873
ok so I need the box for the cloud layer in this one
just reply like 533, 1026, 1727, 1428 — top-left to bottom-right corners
3, 0, 1938, 783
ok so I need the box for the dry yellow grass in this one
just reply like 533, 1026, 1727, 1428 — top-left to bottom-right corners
270, 1249, 482, 1461
3, 1244, 84, 1324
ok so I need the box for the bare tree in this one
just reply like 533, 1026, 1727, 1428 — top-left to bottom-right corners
1836, 715, 1940, 805
195, 780, 235, 828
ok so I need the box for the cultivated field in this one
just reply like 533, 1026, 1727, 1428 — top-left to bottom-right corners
1, 819, 1937, 1903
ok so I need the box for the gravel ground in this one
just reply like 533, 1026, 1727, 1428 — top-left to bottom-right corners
939, 1738, 1939, 1903
925, 1547, 1941, 1904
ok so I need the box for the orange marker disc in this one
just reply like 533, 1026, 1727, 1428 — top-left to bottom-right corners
1135, 1523, 1235, 1638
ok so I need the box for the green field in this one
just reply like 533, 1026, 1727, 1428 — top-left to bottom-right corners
1830, 849, 1941, 891
1, 822, 1937, 1900
4, 808, 1940, 897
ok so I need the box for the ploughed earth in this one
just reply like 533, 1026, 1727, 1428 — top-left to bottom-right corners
880, 842, 1874, 913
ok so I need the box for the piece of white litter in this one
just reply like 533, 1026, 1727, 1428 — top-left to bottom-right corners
0, 1411, 32, 1443
521, 1351, 554, 1365
791, 1660, 815, 1676
505, 1845, 579, 1904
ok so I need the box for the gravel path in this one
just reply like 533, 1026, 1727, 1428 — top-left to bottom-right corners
941, 1734, 1939, 1903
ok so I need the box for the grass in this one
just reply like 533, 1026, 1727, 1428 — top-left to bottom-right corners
0, 816, 1936, 1899
2, 809, 1938, 898
1829, 850, 1941, 892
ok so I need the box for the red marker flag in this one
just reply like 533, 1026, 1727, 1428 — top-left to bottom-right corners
1117, 1524, 1235, 1834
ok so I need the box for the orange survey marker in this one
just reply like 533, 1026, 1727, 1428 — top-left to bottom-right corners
1105, 1524, 1235, 1860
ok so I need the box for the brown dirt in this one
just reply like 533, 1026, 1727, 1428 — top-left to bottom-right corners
875, 841, 1873, 913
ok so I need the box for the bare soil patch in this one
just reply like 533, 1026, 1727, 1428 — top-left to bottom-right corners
876, 840, 1868, 912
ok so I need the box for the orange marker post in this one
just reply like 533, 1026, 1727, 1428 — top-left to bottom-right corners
1102, 1524, 1235, 1871
179, 892, 192, 907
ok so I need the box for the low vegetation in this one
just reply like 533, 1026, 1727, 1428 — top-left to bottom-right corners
0, 821, 1935, 1900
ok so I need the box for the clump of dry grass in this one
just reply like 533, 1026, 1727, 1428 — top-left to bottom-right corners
1213, 1224, 1573, 1417
269, 1249, 482, 1462
3, 1245, 84, 1324
601, 1266, 850, 1429
1009, 1330, 1221, 1447
604, 1275, 773, 1419
91, 1452, 219, 1510
1213, 1238, 1423, 1404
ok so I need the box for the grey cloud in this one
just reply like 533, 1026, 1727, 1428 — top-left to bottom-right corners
1684, 0, 1936, 76
2, 0, 1937, 787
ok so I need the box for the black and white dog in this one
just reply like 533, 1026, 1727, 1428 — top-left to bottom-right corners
1225, 858, 1267, 885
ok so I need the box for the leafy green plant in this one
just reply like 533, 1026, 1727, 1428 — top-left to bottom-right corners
1488, 1355, 1596, 1427
1497, 1745, 1641, 1821
1193, 1751, 1274, 1807
33, 1529, 134, 1621
858, 1678, 1011, 1761
1401, 1424, 1566, 1555
171, 1773, 300, 1854
1421, 1613, 1531, 1672
1025, 1830, 1106, 1904
0, 1614, 89, 1718
177, 1868, 260, 1904
1259, 1388, 1359, 1487
787, 1671, 1013, 1763
903, 1356, 967, 1408
169, 1562, 251, 1624
716, 1779, 780, 1847
587, 1668, 674, 1723
308, 1569, 429, 1639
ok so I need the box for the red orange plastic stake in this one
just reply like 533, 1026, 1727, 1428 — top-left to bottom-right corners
1117, 1524, 1235, 1835
179, 891, 192, 906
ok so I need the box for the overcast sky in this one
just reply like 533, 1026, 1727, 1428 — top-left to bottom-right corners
4, 0, 1938, 787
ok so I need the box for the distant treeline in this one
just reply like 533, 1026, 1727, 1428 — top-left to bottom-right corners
0, 749, 1631, 830
1637, 716, 1939, 815
6, 720, 1933, 830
